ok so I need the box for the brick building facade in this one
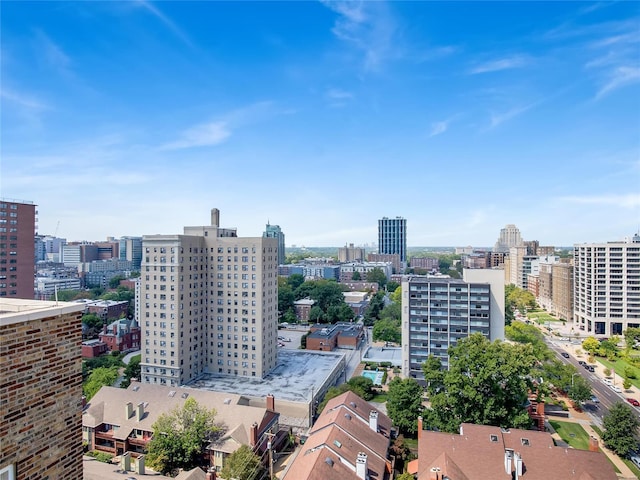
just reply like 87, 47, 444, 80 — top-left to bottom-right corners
0, 298, 85, 480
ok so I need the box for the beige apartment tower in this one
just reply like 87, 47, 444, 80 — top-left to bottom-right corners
140, 209, 279, 387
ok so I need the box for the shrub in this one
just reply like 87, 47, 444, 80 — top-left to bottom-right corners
381, 370, 388, 385
88, 451, 113, 463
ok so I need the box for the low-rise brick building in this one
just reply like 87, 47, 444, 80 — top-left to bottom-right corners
306, 323, 364, 351
99, 317, 141, 353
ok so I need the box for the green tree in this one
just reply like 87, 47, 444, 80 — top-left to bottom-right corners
422, 334, 535, 433
389, 285, 402, 304
623, 377, 632, 390
582, 337, 600, 355
386, 281, 400, 293
363, 292, 385, 326
286, 273, 305, 291
317, 376, 375, 412
220, 444, 263, 480
278, 284, 295, 317
300, 332, 309, 349
120, 355, 141, 389
108, 275, 126, 289
366, 268, 387, 288
386, 377, 424, 435
505, 320, 550, 360
380, 302, 401, 323
56, 289, 86, 302
602, 402, 640, 457
372, 318, 401, 344
599, 336, 619, 359
83, 366, 119, 400
146, 398, 220, 475
568, 375, 592, 404
351, 271, 361, 281
396, 474, 415, 480
309, 305, 324, 323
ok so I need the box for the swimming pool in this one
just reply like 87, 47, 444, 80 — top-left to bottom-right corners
361, 370, 384, 385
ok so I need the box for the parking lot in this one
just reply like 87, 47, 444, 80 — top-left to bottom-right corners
278, 326, 310, 350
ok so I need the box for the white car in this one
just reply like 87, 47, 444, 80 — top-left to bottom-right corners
603, 378, 613, 386
611, 385, 622, 393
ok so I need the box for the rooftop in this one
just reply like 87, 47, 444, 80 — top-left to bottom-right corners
188, 349, 345, 403
0, 298, 85, 326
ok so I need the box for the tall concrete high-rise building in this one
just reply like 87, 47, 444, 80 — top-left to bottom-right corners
574, 234, 640, 336
493, 224, 523, 253
119, 236, 143, 270
378, 216, 406, 262
338, 243, 365, 262
140, 209, 279, 387
0, 199, 36, 299
263, 222, 285, 266
401, 269, 504, 379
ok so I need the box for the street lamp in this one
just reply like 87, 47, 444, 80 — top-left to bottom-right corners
571, 373, 579, 387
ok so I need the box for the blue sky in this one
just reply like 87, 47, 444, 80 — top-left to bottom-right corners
2, 1, 639, 247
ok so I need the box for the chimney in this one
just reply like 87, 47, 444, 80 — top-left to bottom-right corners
589, 436, 599, 452
504, 450, 513, 475
206, 470, 216, 480
211, 208, 220, 227
369, 410, 378, 432
429, 467, 441, 480
536, 400, 544, 416
356, 452, 368, 480
250, 422, 258, 447
418, 416, 423, 440
136, 402, 144, 422
125, 402, 134, 419
266, 393, 275, 412
514, 452, 523, 478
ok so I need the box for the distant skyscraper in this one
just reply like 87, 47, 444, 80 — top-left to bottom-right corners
119, 236, 143, 270
0, 199, 36, 298
378, 216, 406, 262
140, 209, 279, 386
264, 222, 285, 266
493, 224, 523, 253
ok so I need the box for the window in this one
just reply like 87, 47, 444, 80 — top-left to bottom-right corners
0, 465, 15, 480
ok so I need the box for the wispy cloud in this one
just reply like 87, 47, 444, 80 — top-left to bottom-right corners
559, 193, 640, 209
595, 66, 640, 99
33, 29, 73, 77
1, 88, 49, 111
428, 114, 461, 138
321, 0, 398, 71
135, 0, 194, 48
325, 88, 353, 107
160, 121, 230, 150
487, 104, 535, 129
469, 55, 529, 74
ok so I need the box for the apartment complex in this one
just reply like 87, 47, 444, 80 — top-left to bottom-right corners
402, 269, 504, 379
339, 243, 365, 262
263, 222, 285, 266
574, 234, 640, 336
0, 298, 85, 480
0, 200, 36, 299
378, 216, 406, 262
140, 209, 279, 387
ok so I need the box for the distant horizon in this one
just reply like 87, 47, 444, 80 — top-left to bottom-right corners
3, 2, 639, 247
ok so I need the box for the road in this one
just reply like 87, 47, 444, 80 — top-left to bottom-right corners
544, 338, 628, 425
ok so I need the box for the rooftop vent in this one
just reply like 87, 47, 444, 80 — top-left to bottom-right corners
350, 401, 357, 408
501, 428, 510, 433
521, 438, 530, 446
334, 440, 342, 448
132, 386, 140, 392
345, 413, 352, 420
168, 391, 176, 397
325, 457, 334, 467
224, 398, 231, 405
490, 435, 499, 442
181, 392, 189, 399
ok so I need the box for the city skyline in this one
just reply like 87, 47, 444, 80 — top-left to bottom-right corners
2, 1, 639, 247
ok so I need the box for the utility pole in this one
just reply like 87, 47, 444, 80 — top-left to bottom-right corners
266, 432, 275, 480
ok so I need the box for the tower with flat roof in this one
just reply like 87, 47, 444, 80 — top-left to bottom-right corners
378, 216, 406, 263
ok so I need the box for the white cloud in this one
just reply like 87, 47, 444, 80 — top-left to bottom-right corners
135, 0, 194, 48
321, 0, 397, 71
160, 121, 231, 150
325, 88, 353, 107
595, 66, 640, 99
559, 193, 640, 209
469, 55, 528, 74
33, 29, 72, 76
1, 88, 49, 111
488, 104, 533, 129
428, 114, 461, 138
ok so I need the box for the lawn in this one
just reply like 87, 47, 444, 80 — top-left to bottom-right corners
370, 392, 388, 403
549, 420, 590, 450
527, 310, 563, 324
596, 357, 640, 389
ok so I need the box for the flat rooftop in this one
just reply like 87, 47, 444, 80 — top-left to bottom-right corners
0, 298, 85, 326
187, 349, 345, 403
362, 346, 403, 366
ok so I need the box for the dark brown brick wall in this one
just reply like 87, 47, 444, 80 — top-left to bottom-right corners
0, 311, 83, 480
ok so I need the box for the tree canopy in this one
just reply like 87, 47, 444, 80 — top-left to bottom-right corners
366, 267, 387, 288
372, 318, 401, 344
602, 402, 640, 457
146, 398, 220, 475
83, 366, 119, 400
220, 444, 263, 480
422, 334, 536, 433
505, 285, 536, 324
317, 376, 375, 412
386, 377, 424, 435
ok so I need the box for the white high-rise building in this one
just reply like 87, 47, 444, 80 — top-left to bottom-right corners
139, 209, 279, 387
574, 234, 640, 336
494, 224, 523, 253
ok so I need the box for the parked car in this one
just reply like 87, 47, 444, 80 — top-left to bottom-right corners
611, 385, 622, 393
587, 365, 595, 372
582, 363, 591, 370
578, 360, 587, 366
603, 378, 613, 386
630, 452, 640, 469
561, 352, 570, 358
590, 395, 600, 403
627, 398, 640, 407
